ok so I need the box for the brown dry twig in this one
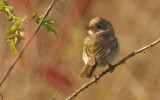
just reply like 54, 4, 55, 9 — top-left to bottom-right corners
0, 0, 58, 87
51, 88, 61, 100
65, 38, 160, 100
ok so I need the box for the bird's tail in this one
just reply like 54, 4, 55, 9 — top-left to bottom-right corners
80, 60, 98, 78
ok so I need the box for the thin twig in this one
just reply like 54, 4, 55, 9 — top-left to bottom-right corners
65, 38, 160, 100
0, 0, 58, 87
51, 89, 61, 100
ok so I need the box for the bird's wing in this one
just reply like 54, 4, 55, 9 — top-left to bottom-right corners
96, 38, 118, 59
83, 32, 118, 61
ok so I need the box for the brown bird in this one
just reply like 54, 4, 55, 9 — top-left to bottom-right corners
80, 17, 120, 78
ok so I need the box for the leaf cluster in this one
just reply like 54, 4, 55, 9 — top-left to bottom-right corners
0, 0, 57, 56
32, 13, 57, 35
0, 0, 26, 55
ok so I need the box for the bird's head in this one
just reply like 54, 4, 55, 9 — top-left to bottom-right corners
88, 17, 114, 35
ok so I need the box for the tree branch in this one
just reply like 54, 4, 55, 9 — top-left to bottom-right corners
65, 38, 160, 100
0, 0, 58, 87
51, 88, 61, 100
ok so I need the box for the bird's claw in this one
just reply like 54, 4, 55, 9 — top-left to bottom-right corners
108, 64, 115, 73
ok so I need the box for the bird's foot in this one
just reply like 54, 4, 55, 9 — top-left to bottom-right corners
108, 64, 115, 73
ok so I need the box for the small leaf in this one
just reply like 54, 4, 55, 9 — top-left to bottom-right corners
38, 15, 43, 20
0, 6, 4, 11
31, 12, 37, 19
9, 6, 14, 14
8, 25, 17, 33
9, 41, 19, 56
14, 17, 22, 25
19, 31, 24, 36
35, 15, 57, 35
18, 31, 25, 40
4, 7, 10, 16
14, 36, 21, 45
45, 24, 57, 35
4, 6, 10, 12
5, 34, 17, 41
3, 0, 8, 6
44, 20, 55, 24
9, 15, 14, 22
36, 15, 43, 24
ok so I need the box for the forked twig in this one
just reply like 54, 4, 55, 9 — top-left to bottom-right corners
65, 38, 160, 100
0, 0, 58, 87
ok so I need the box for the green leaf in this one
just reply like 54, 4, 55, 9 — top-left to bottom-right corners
35, 15, 57, 35
14, 18, 22, 25
9, 6, 14, 14
0, 6, 4, 11
9, 41, 19, 56
45, 24, 57, 35
19, 31, 24, 37
3, 0, 8, 6
36, 15, 43, 24
5, 34, 17, 41
38, 15, 43, 19
43, 20, 55, 24
9, 15, 14, 22
8, 25, 18, 33
4, 6, 10, 12
14, 36, 21, 45
31, 12, 37, 19
4, 7, 10, 16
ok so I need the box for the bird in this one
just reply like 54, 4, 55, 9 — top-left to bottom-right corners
80, 17, 120, 78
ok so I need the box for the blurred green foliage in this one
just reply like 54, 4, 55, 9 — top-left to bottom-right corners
0, 0, 57, 56
34, 14, 57, 35
0, 0, 26, 55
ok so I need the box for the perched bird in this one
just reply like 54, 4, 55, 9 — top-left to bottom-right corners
80, 17, 120, 78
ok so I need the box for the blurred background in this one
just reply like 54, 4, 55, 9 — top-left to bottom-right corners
0, 0, 160, 100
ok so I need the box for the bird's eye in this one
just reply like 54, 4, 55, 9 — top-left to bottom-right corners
97, 24, 102, 29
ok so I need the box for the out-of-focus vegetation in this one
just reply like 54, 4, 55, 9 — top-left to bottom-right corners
0, 0, 160, 100
0, 0, 26, 55
0, 0, 56, 56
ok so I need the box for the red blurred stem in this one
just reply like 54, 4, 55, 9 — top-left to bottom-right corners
51, 0, 91, 65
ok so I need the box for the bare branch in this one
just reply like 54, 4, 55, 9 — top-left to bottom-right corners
65, 38, 160, 100
51, 89, 61, 100
0, 0, 58, 87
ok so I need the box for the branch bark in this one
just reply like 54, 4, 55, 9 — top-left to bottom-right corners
51, 89, 61, 100
65, 38, 160, 100
0, 0, 58, 87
